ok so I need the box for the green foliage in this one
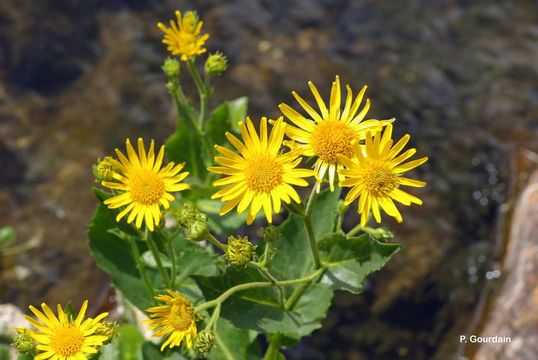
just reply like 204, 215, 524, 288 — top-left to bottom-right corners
270, 188, 341, 279
319, 233, 402, 293
88, 203, 155, 310
210, 319, 261, 360
206, 97, 247, 146
0, 226, 15, 249
194, 268, 333, 339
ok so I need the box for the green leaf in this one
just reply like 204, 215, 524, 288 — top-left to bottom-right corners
166, 119, 208, 182
92, 188, 139, 236
0, 226, 15, 249
227, 97, 248, 133
269, 188, 341, 279
206, 97, 248, 146
142, 342, 189, 359
209, 319, 261, 360
318, 233, 402, 293
194, 268, 333, 339
87, 204, 154, 310
98, 325, 147, 360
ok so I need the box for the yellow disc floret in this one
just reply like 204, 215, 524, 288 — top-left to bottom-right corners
338, 124, 428, 226
208, 117, 314, 225
144, 290, 198, 351
18, 300, 109, 360
245, 155, 284, 193
279, 76, 394, 191
310, 120, 356, 164
101, 138, 190, 231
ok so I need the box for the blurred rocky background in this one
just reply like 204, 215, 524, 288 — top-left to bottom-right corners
0, 0, 537, 359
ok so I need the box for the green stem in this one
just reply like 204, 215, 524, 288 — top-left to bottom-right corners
303, 188, 321, 269
347, 224, 363, 237
195, 268, 325, 312
207, 234, 227, 252
259, 242, 272, 268
128, 236, 154, 299
248, 262, 285, 307
167, 237, 177, 288
263, 334, 282, 360
186, 59, 209, 128
285, 281, 311, 311
146, 230, 171, 288
206, 303, 221, 330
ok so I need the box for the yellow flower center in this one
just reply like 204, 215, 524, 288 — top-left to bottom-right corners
245, 155, 283, 193
130, 170, 165, 205
311, 121, 356, 164
360, 161, 398, 196
50, 325, 84, 356
168, 300, 195, 331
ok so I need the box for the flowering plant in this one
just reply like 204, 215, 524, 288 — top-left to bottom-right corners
13, 10, 427, 360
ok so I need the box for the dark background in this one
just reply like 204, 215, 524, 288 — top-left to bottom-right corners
1, 1, 537, 359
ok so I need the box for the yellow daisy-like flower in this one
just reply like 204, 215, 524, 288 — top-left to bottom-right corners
157, 10, 209, 61
23, 300, 109, 360
144, 290, 197, 351
279, 76, 393, 191
338, 124, 428, 226
208, 117, 314, 225
102, 138, 190, 231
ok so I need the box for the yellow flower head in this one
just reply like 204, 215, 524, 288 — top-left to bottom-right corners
22, 300, 109, 360
338, 124, 428, 226
208, 117, 314, 225
144, 290, 197, 351
279, 76, 393, 191
102, 138, 190, 231
157, 10, 209, 61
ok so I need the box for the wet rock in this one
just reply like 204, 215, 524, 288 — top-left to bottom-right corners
0, 139, 25, 185
474, 168, 538, 360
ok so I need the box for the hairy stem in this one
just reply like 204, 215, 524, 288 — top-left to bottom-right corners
128, 235, 154, 299
146, 230, 171, 288
207, 233, 227, 252
195, 267, 325, 312
248, 262, 285, 307
304, 188, 321, 269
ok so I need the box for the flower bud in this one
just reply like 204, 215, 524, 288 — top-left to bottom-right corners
204, 52, 228, 76
12, 328, 35, 355
176, 203, 198, 227
92, 157, 117, 182
162, 57, 180, 78
94, 321, 118, 344
224, 236, 256, 267
374, 227, 394, 241
263, 225, 279, 243
187, 220, 209, 241
194, 329, 215, 357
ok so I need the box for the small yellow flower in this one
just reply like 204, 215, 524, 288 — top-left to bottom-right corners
157, 10, 209, 61
279, 76, 393, 191
208, 117, 314, 225
102, 138, 190, 231
338, 124, 428, 226
144, 290, 197, 351
22, 300, 109, 360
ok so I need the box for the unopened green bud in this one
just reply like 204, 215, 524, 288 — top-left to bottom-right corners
12, 328, 35, 355
225, 236, 256, 267
194, 329, 215, 357
162, 57, 180, 78
176, 203, 198, 227
187, 220, 209, 241
94, 321, 118, 344
204, 52, 228, 76
374, 227, 394, 241
92, 156, 117, 182
263, 225, 279, 243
